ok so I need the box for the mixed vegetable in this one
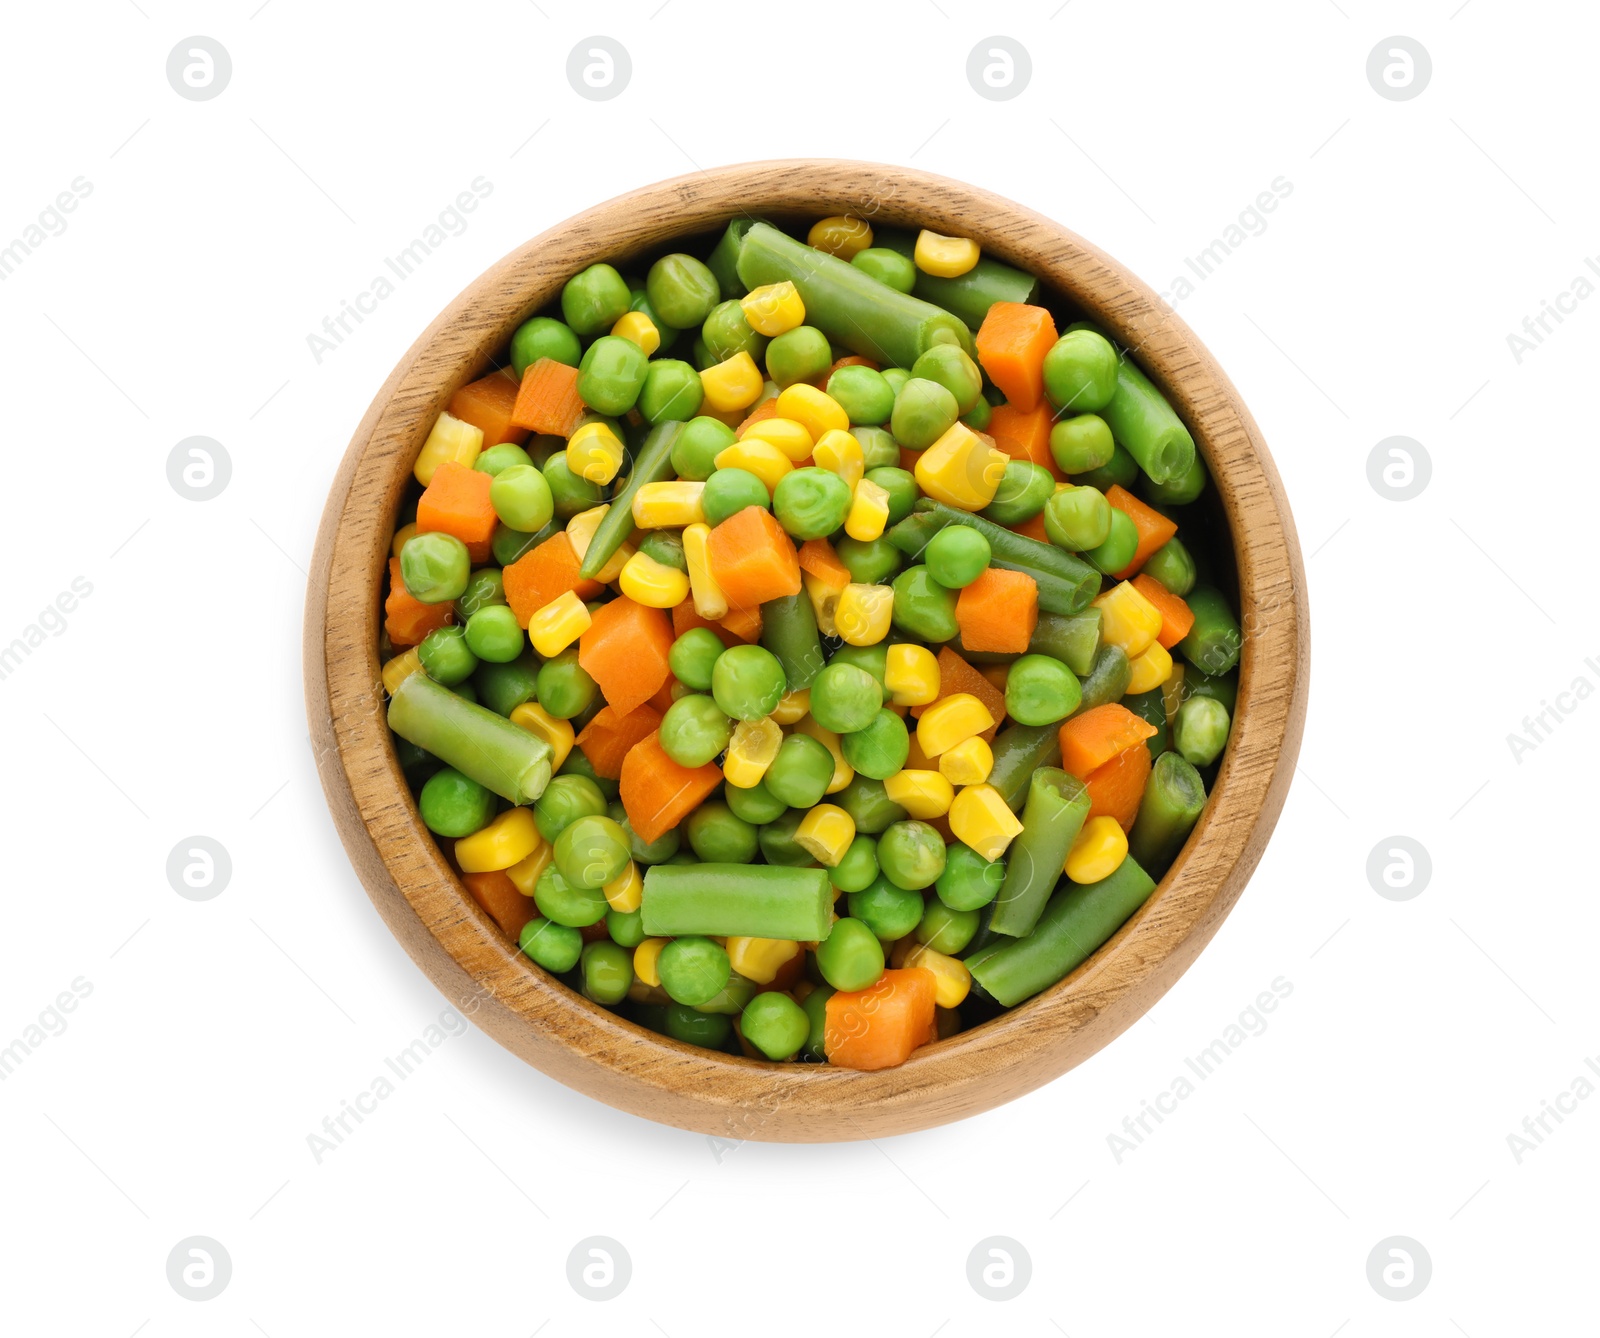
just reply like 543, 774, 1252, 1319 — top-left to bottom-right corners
381, 213, 1242, 1071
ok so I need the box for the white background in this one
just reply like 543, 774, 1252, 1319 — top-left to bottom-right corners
1, 1, 1595, 1333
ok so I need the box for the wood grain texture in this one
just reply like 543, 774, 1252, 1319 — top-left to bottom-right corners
303, 161, 1309, 1142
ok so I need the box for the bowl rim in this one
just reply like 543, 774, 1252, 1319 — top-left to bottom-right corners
304, 159, 1309, 1142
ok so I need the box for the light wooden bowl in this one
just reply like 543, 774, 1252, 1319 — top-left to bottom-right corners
305, 161, 1308, 1142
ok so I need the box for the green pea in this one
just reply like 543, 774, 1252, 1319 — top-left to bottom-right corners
1005, 653, 1083, 727
534, 773, 606, 843
560, 749, 618, 802
853, 426, 901, 471
418, 625, 478, 686
689, 336, 716, 371
839, 709, 909, 781
664, 1002, 732, 1048
1072, 442, 1138, 493
638, 529, 686, 572
474, 442, 534, 477
554, 814, 630, 889
543, 453, 605, 520
658, 935, 731, 1007
1049, 413, 1115, 475
816, 917, 884, 992
809, 662, 882, 735
518, 916, 583, 973
1143, 538, 1196, 597
463, 604, 524, 664
865, 466, 919, 525
763, 733, 834, 809
659, 693, 732, 768
491, 523, 544, 568
800, 983, 834, 1059
628, 287, 681, 353
836, 535, 903, 585
1042, 484, 1111, 552
533, 862, 608, 927
765, 325, 831, 389
835, 775, 908, 835
911, 345, 983, 414
1085, 507, 1140, 573
890, 378, 959, 451
474, 649, 539, 716
711, 643, 786, 721
1175, 696, 1230, 767
982, 461, 1055, 526
881, 367, 912, 397
848, 875, 925, 942
961, 396, 993, 431
851, 246, 916, 293
773, 467, 852, 541
674, 416, 737, 482
417, 767, 493, 837
757, 807, 813, 866
702, 468, 770, 526
606, 907, 646, 950
1043, 329, 1119, 413
702, 299, 768, 365
580, 940, 633, 1005
829, 642, 888, 694
827, 365, 896, 426
536, 648, 598, 720
487, 464, 555, 533
511, 316, 583, 374
936, 842, 1005, 911
577, 335, 649, 416
669, 628, 724, 692
561, 263, 632, 336
638, 359, 704, 424
400, 531, 470, 604
617, 806, 680, 863
725, 777, 788, 826
685, 800, 760, 863
829, 834, 881, 895
740, 992, 810, 1060
916, 901, 979, 955
924, 527, 991, 589
876, 820, 947, 891
456, 568, 506, 619
891, 564, 960, 642
647, 254, 720, 329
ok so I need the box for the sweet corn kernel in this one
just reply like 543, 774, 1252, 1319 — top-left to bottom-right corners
812, 428, 864, 490
1094, 581, 1164, 659
938, 735, 993, 787
948, 783, 1024, 861
742, 416, 814, 462
509, 700, 576, 771
610, 309, 661, 355
791, 716, 854, 793
727, 936, 801, 985
883, 769, 955, 819
632, 480, 706, 528
566, 504, 631, 582
714, 437, 793, 494
1065, 815, 1129, 884
414, 410, 482, 485
634, 937, 668, 987
916, 692, 995, 757
723, 715, 783, 788
528, 589, 591, 657
390, 521, 418, 558
807, 215, 873, 259
619, 551, 691, 608
741, 281, 806, 336
771, 689, 811, 726
1161, 659, 1186, 728
903, 942, 972, 1007
504, 840, 554, 896
681, 522, 729, 620
455, 807, 541, 873
1126, 639, 1174, 695
774, 384, 849, 441
844, 476, 890, 541
835, 582, 894, 647
699, 351, 764, 412
914, 421, 1009, 510
803, 572, 842, 638
381, 647, 424, 696
794, 803, 856, 867
566, 420, 625, 486
603, 859, 643, 913
914, 229, 981, 278
884, 643, 941, 707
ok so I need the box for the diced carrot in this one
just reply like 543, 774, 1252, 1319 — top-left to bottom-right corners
1085, 743, 1153, 832
671, 599, 744, 649
449, 368, 528, 448
955, 566, 1038, 655
575, 702, 663, 780
824, 968, 938, 1071
910, 647, 1005, 743
502, 532, 602, 627
797, 538, 850, 590
705, 505, 801, 610
415, 459, 497, 564
461, 869, 538, 940
979, 662, 1010, 694
618, 730, 725, 844
975, 302, 1058, 413
1106, 485, 1179, 579
648, 676, 679, 715
1009, 510, 1051, 543
1058, 703, 1158, 779
720, 604, 764, 643
899, 447, 923, 473
384, 557, 452, 647
826, 354, 878, 376
735, 398, 781, 438
987, 401, 1061, 479
578, 596, 674, 718
1131, 574, 1195, 649
509, 357, 585, 437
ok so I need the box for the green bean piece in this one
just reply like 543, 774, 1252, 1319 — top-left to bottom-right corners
640, 863, 834, 941
986, 723, 1064, 812
1141, 453, 1207, 507
388, 673, 551, 805
1174, 697, 1230, 767
578, 421, 683, 579
1178, 586, 1242, 676
870, 228, 1040, 328
989, 768, 1091, 937
706, 218, 759, 299
760, 592, 825, 691
1072, 643, 1133, 717
1031, 610, 1102, 678
1185, 667, 1238, 713
801, 984, 836, 1060
1127, 751, 1208, 877
1100, 356, 1196, 485
1124, 689, 1171, 760
1141, 538, 1197, 597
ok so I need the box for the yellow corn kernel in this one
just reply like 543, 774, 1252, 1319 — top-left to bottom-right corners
414, 410, 483, 485
390, 521, 418, 559
794, 803, 856, 867
566, 420, 625, 486
603, 859, 643, 913
723, 715, 783, 788
509, 700, 576, 771
741, 281, 806, 336
610, 309, 661, 354
916, 692, 994, 757
883, 769, 955, 819
812, 428, 864, 490
1065, 815, 1129, 884
914, 229, 981, 278
742, 416, 814, 462
835, 583, 894, 647
844, 476, 890, 542
903, 942, 972, 1008
504, 840, 553, 896
528, 589, 591, 657
807, 215, 873, 259
714, 437, 793, 494
699, 350, 764, 412
1161, 659, 1186, 728
1093, 581, 1164, 659
771, 688, 811, 725
727, 936, 802, 985
455, 807, 541, 873
774, 384, 849, 441
791, 716, 854, 794
1126, 639, 1174, 695
884, 643, 941, 707
938, 735, 994, 787
681, 521, 729, 620
381, 647, 424, 696
914, 422, 1009, 511
948, 783, 1024, 861
634, 937, 668, 987
803, 573, 841, 638
632, 480, 706, 528
619, 551, 691, 609
566, 504, 631, 582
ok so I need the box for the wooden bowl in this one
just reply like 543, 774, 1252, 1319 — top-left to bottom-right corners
304, 161, 1308, 1142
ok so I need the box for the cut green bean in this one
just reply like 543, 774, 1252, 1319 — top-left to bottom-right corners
1100, 357, 1195, 485
1127, 751, 1208, 876
869, 227, 1039, 329
1123, 688, 1170, 760
640, 863, 833, 941
706, 218, 759, 299
578, 420, 683, 579
1177, 585, 1242, 676
760, 591, 825, 690
388, 672, 552, 805
989, 768, 1091, 937
1070, 643, 1132, 716
986, 722, 1064, 812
